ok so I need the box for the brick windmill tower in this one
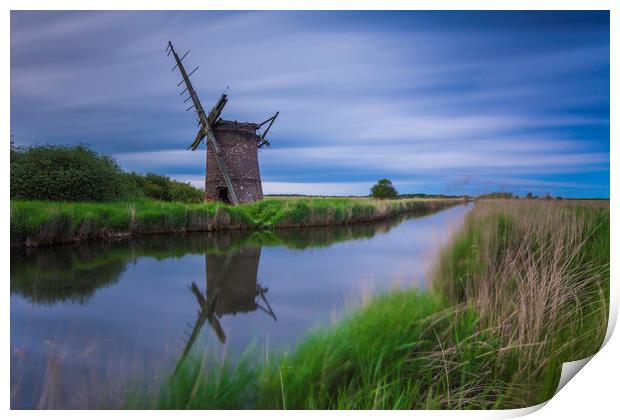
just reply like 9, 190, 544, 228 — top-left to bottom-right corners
166, 41, 278, 205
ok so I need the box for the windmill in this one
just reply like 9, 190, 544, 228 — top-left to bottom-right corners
166, 41, 278, 205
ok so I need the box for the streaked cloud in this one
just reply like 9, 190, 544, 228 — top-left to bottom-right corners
10, 11, 609, 197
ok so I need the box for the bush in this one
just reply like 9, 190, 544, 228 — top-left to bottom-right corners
124, 172, 203, 203
11, 144, 124, 202
10, 144, 204, 203
169, 181, 203, 203
370, 178, 397, 199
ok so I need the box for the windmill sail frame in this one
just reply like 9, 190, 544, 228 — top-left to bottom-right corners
167, 41, 240, 206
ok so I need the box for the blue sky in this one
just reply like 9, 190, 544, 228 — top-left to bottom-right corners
10, 11, 610, 198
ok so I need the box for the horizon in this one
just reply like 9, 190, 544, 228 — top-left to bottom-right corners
10, 10, 610, 199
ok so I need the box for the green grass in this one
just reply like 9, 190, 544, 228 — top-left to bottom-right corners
253, 292, 503, 409
126, 199, 609, 409
129, 291, 509, 409
10, 197, 464, 246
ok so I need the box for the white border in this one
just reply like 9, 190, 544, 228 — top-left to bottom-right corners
3, 1, 616, 419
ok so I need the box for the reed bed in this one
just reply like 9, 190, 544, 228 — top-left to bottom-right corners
126, 199, 608, 409
431, 199, 609, 404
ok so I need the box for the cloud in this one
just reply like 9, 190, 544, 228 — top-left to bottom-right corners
10, 11, 610, 198
261, 145, 608, 174
264, 181, 371, 196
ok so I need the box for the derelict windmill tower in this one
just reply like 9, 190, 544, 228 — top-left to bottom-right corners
165, 41, 278, 205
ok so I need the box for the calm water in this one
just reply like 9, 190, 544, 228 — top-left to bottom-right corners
11, 204, 471, 409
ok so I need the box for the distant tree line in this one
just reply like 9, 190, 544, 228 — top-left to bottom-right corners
399, 193, 471, 199
477, 192, 518, 199
370, 179, 470, 200
10, 143, 204, 203
477, 192, 565, 200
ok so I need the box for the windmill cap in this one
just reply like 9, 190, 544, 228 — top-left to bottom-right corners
214, 119, 260, 133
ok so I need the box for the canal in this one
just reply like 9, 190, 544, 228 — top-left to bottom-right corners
11, 203, 472, 408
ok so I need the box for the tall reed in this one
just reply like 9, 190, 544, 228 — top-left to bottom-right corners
431, 199, 609, 404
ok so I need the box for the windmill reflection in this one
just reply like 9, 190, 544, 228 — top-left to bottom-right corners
176, 246, 276, 372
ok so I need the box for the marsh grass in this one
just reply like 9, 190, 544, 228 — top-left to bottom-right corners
126, 199, 608, 409
253, 292, 509, 409
129, 356, 259, 410
10, 197, 462, 246
430, 199, 609, 405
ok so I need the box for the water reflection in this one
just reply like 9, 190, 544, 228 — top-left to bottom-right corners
177, 248, 277, 373
10, 243, 129, 305
11, 211, 424, 306
11, 204, 470, 409
205, 248, 276, 323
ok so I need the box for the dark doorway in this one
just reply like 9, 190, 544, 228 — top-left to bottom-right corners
217, 187, 230, 204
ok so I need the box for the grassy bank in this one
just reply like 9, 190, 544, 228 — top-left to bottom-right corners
10, 197, 464, 247
127, 199, 609, 409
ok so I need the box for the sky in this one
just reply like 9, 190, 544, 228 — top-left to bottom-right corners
10, 11, 610, 198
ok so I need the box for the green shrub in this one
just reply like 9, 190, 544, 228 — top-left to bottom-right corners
122, 172, 203, 203
11, 144, 124, 202
10, 143, 204, 203
169, 180, 204, 203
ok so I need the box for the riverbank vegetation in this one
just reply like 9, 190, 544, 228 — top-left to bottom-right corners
10, 143, 466, 247
127, 199, 609, 409
430, 199, 609, 406
10, 197, 463, 247
11, 144, 204, 203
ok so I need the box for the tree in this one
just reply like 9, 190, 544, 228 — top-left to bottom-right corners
526, 192, 535, 199
10, 143, 205, 203
477, 192, 515, 199
11, 144, 124, 202
371, 178, 398, 199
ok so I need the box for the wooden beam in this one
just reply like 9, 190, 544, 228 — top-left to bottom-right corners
168, 42, 208, 128
207, 94, 227, 126
261, 111, 278, 138
257, 111, 279, 148
188, 95, 227, 151
187, 128, 205, 151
